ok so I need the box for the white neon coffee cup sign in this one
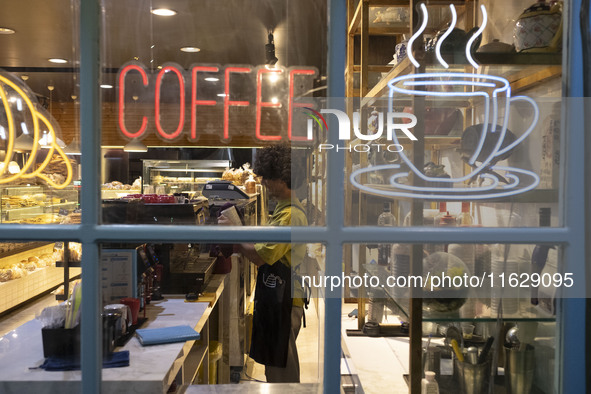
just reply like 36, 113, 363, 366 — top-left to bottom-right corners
350, 4, 541, 200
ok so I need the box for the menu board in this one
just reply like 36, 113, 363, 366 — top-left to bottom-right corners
100, 249, 137, 305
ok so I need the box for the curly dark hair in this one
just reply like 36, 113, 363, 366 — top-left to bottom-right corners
253, 144, 306, 190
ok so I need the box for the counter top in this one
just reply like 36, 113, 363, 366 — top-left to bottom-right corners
0, 275, 226, 394
184, 383, 320, 393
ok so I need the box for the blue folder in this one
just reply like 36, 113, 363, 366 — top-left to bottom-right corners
135, 325, 200, 346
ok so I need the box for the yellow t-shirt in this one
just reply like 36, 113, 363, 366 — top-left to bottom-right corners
254, 198, 308, 306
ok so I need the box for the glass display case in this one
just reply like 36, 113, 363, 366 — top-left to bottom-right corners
0, 185, 80, 224
141, 160, 231, 195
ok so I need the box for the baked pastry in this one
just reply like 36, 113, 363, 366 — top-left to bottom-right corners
0, 269, 13, 282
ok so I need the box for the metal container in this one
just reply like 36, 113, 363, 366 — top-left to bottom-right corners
505, 345, 535, 394
454, 358, 491, 394
423, 347, 441, 380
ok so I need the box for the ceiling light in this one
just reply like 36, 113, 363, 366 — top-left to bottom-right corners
151, 8, 177, 16
0, 27, 15, 34
123, 139, 148, 152
269, 73, 280, 83
21, 75, 29, 81
205, 77, 219, 82
100, 84, 113, 89
48, 58, 68, 64
217, 93, 227, 97
180, 47, 200, 53
271, 97, 279, 104
265, 33, 278, 66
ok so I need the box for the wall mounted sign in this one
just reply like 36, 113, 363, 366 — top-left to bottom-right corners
0, 72, 73, 189
117, 62, 317, 143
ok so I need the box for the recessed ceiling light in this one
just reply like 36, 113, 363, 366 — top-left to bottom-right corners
180, 47, 200, 53
204, 77, 219, 82
0, 27, 15, 34
217, 94, 227, 97
48, 58, 68, 64
151, 8, 177, 16
100, 84, 113, 89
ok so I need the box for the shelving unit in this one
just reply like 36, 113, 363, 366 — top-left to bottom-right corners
345, 0, 562, 393
0, 242, 81, 314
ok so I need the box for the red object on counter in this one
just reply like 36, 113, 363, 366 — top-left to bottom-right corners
120, 297, 140, 325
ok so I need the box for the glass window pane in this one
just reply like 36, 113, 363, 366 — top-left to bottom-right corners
0, 2, 81, 224
338, 242, 565, 393
0, 240, 82, 392
99, 1, 327, 227
96, 241, 323, 387
344, 1, 564, 229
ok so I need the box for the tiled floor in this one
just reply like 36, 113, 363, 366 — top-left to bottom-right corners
242, 299, 321, 384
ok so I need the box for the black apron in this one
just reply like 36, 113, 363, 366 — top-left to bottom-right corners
249, 259, 293, 367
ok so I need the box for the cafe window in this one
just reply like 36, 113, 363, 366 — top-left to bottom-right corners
0, 0, 587, 393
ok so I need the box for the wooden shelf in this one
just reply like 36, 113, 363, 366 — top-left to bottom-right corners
2, 201, 78, 222
359, 53, 562, 106
348, 0, 469, 36
356, 184, 558, 203
0, 242, 54, 260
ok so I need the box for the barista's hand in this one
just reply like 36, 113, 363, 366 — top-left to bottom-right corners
217, 214, 232, 226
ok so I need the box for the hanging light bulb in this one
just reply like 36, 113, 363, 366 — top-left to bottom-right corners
265, 33, 278, 66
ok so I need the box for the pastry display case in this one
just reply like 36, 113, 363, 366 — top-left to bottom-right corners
0, 185, 80, 224
141, 160, 231, 195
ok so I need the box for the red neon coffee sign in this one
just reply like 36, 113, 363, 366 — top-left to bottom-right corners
117, 62, 317, 142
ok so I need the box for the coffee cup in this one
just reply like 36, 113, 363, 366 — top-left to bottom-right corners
387, 73, 539, 185
120, 297, 140, 325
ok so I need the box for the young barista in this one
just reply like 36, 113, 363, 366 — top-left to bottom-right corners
218, 144, 307, 383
